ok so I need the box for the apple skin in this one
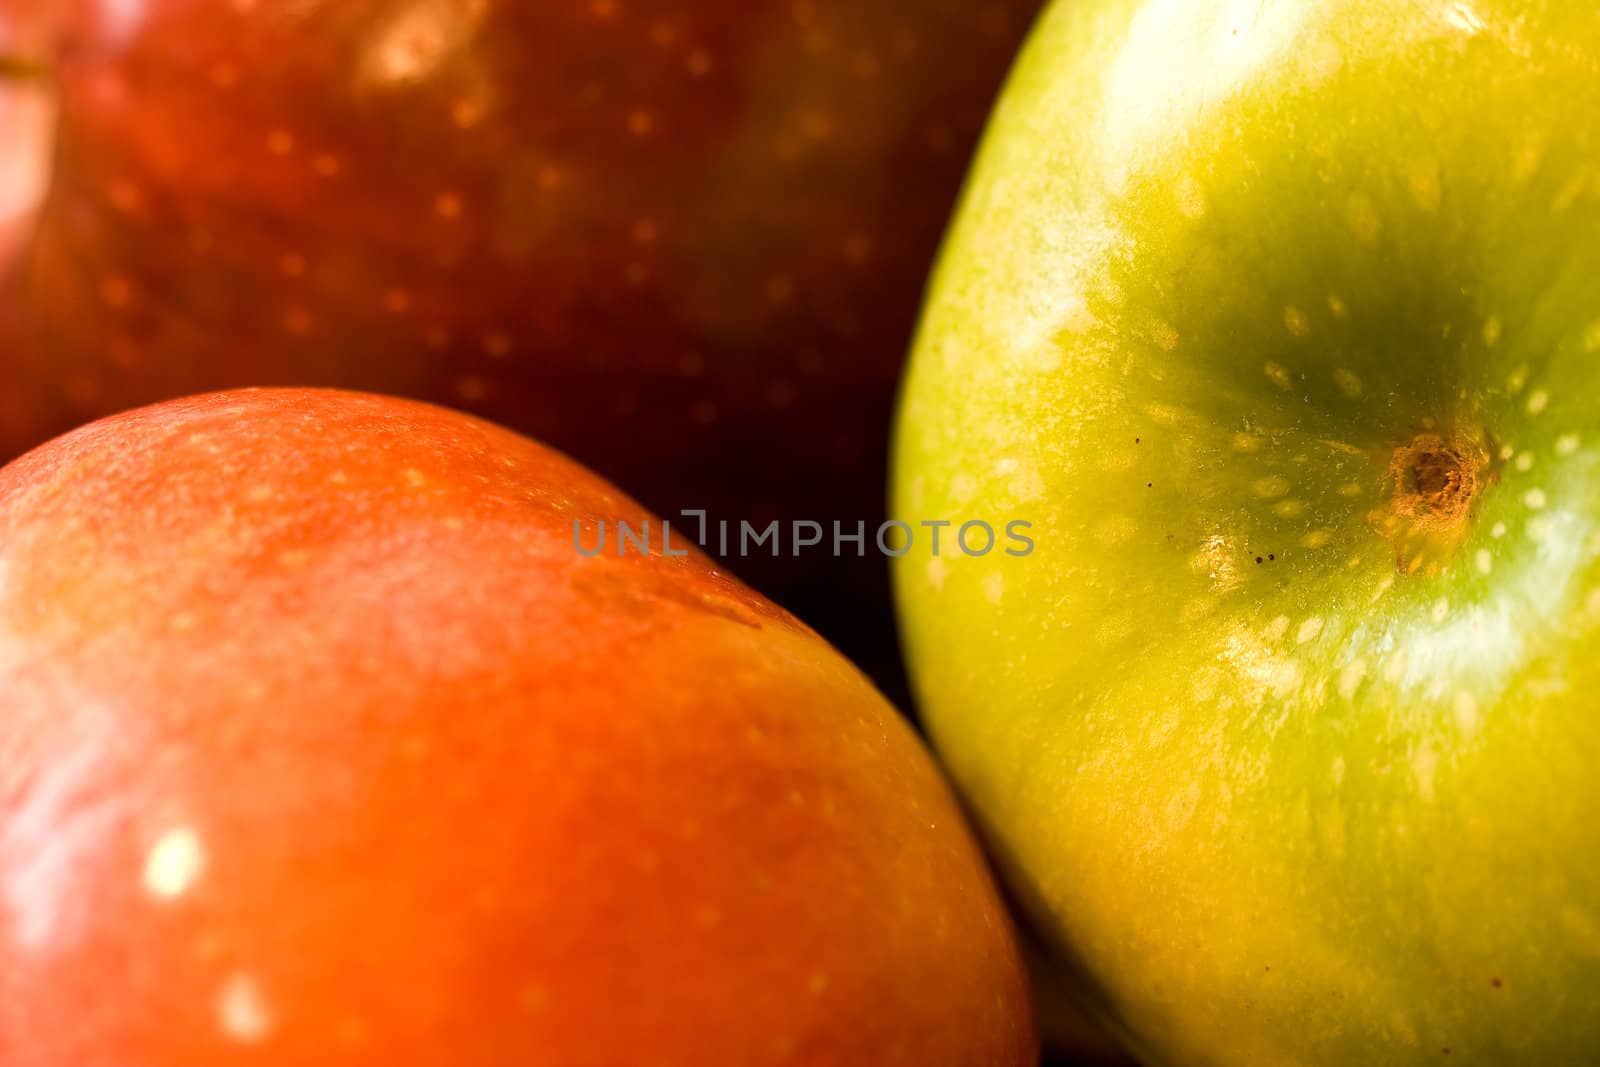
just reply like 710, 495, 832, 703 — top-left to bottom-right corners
0, 74, 50, 276
0, 11, 52, 280
894, 1, 1600, 1064
0, 389, 1035, 1067
0, 39, 52, 460
0, 0, 1042, 698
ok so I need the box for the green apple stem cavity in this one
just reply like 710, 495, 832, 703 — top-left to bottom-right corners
1372, 430, 1496, 574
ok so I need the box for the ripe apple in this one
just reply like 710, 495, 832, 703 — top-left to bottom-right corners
0, 389, 1035, 1067
0, 0, 1043, 698
894, 1, 1600, 1063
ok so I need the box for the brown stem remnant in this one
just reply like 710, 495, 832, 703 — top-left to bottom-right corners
1367, 431, 1494, 575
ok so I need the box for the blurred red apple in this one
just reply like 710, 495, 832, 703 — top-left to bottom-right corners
0, 0, 1042, 695
0, 388, 1035, 1067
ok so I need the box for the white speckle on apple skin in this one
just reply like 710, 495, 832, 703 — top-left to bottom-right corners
1252, 475, 1290, 500
1176, 175, 1207, 219
1152, 320, 1181, 350
142, 826, 205, 901
1345, 191, 1381, 243
949, 472, 978, 504
1333, 368, 1363, 398
1337, 659, 1366, 700
1094, 514, 1137, 546
1412, 745, 1439, 803
218, 972, 274, 1045
1409, 157, 1442, 211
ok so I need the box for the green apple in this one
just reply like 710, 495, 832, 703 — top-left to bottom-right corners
893, 1, 1600, 1064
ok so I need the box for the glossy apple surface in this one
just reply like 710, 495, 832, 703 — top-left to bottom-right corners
0, 68, 49, 275
0, 0, 1042, 696
0, 13, 51, 280
0, 389, 1034, 1067
894, 1, 1600, 1063
0, 34, 53, 449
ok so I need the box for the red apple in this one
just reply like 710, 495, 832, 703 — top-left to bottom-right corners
0, 388, 1035, 1067
0, 0, 1042, 697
